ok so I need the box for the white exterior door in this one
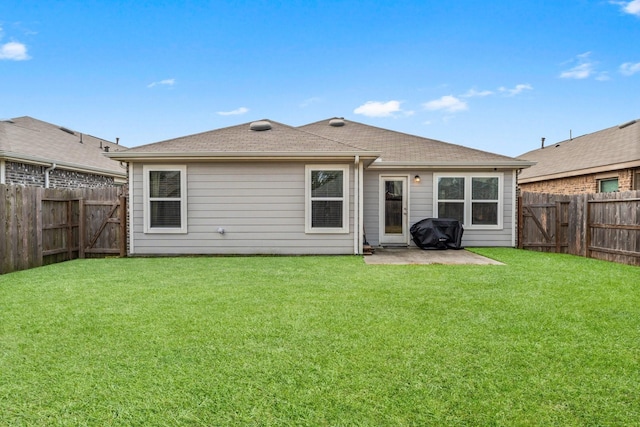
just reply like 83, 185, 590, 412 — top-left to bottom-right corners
379, 176, 409, 245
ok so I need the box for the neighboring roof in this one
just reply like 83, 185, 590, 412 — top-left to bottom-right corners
0, 116, 127, 177
106, 119, 380, 161
300, 118, 533, 169
517, 118, 640, 183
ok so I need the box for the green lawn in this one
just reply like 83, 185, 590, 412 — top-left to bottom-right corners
1, 249, 639, 426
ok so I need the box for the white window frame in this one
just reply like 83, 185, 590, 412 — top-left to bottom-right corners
143, 164, 187, 234
433, 172, 504, 230
305, 164, 349, 234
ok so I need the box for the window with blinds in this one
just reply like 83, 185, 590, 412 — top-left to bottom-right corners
306, 165, 349, 233
471, 177, 499, 225
437, 176, 465, 224
149, 170, 182, 227
143, 165, 187, 233
435, 173, 503, 229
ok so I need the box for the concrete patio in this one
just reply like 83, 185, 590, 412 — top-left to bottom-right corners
363, 247, 504, 265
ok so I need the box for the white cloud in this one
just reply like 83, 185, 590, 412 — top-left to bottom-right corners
611, 0, 640, 16
559, 52, 597, 79
217, 107, 249, 116
423, 95, 468, 113
498, 84, 533, 96
461, 89, 493, 98
560, 63, 593, 79
559, 53, 610, 80
0, 41, 30, 61
353, 100, 403, 117
626, 0, 640, 14
147, 78, 175, 88
620, 62, 640, 75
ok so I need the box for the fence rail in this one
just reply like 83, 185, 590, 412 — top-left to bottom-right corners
1, 184, 125, 274
518, 190, 640, 266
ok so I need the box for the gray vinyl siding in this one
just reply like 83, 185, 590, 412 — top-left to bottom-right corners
362, 169, 516, 247
130, 162, 355, 255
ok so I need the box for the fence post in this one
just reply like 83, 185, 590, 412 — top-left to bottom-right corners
119, 195, 127, 257
79, 198, 85, 259
66, 200, 72, 261
585, 194, 591, 259
36, 188, 43, 267
555, 201, 562, 253
517, 196, 523, 249
0, 185, 7, 274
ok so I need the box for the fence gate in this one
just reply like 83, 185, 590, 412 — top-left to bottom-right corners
41, 193, 126, 264
518, 195, 569, 253
79, 196, 127, 258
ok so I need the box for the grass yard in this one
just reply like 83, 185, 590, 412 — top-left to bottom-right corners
1, 249, 639, 426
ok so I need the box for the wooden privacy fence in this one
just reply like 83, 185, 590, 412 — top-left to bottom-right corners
518, 190, 640, 266
1, 184, 126, 274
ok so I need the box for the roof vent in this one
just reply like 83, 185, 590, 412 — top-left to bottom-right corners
59, 126, 75, 135
329, 118, 345, 127
618, 119, 637, 129
250, 120, 272, 131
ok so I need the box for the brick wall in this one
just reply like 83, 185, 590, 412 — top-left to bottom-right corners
519, 167, 638, 194
5, 161, 118, 188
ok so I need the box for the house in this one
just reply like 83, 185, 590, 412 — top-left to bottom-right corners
517, 118, 640, 194
106, 118, 533, 255
0, 116, 127, 188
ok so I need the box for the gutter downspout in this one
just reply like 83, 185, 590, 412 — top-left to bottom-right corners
354, 156, 360, 255
358, 157, 364, 254
512, 169, 517, 247
0, 159, 5, 184
128, 163, 135, 255
44, 163, 57, 188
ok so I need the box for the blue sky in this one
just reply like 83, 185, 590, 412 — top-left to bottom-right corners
2, 0, 639, 156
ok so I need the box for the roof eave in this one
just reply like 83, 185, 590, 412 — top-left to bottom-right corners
368, 160, 535, 170
0, 151, 127, 178
518, 159, 640, 183
105, 151, 381, 162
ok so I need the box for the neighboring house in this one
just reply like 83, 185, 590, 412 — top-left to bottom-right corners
0, 116, 127, 188
107, 118, 533, 255
517, 118, 640, 194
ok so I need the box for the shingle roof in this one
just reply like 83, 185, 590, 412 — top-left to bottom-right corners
300, 118, 530, 167
0, 116, 127, 177
110, 119, 378, 159
108, 117, 531, 168
517, 118, 640, 182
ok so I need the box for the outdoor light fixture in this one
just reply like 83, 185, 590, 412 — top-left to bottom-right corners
414, 175, 421, 183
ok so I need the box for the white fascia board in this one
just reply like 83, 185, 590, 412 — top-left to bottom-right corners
105, 151, 381, 162
368, 160, 535, 170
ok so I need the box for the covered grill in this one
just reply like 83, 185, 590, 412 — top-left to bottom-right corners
410, 218, 464, 250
